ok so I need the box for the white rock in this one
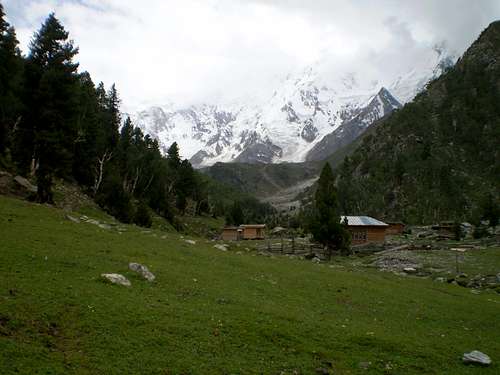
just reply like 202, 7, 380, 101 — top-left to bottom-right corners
65, 214, 80, 223
463, 351, 492, 366
101, 273, 131, 287
129, 262, 156, 282
403, 267, 417, 274
214, 244, 228, 252
14, 175, 37, 193
185, 239, 196, 245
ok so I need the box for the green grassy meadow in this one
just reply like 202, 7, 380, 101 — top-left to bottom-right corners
1, 195, 499, 374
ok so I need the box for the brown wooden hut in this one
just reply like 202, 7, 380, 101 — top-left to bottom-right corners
221, 224, 266, 241
386, 222, 405, 235
240, 224, 266, 240
341, 216, 388, 245
221, 226, 242, 241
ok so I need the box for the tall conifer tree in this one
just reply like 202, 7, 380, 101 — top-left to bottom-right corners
0, 3, 23, 157
24, 13, 79, 202
309, 162, 350, 257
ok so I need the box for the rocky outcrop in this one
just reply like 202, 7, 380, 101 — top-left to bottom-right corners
101, 273, 131, 287
129, 263, 155, 282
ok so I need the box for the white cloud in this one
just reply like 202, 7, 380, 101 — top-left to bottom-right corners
4, 0, 500, 111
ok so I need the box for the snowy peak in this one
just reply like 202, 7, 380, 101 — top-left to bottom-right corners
305, 87, 402, 161
133, 45, 455, 167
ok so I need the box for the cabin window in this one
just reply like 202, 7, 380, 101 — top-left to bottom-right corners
353, 231, 367, 241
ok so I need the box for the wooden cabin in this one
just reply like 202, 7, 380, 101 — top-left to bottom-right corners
341, 216, 388, 245
221, 224, 266, 241
386, 222, 405, 235
240, 224, 266, 240
221, 227, 242, 241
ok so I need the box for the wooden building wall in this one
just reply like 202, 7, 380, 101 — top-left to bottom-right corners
222, 229, 239, 241
242, 227, 264, 240
348, 226, 386, 245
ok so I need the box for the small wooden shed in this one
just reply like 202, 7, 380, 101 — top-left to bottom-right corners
341, 216, 388, 245
221, 226, 242, 241
221, 224, 266, 241
240, 224, 266, 240
386, 222, 405, 235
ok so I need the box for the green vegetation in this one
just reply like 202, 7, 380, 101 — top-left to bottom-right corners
2, 195, 500, 374
307, 163, 351, 257
336, 21, 500, 224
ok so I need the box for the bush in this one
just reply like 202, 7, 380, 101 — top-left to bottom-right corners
95, 173, 134, 223
472, 225, 489, 239
134, 202, 152, 228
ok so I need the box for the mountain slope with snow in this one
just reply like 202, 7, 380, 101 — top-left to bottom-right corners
133, 46, 457, 167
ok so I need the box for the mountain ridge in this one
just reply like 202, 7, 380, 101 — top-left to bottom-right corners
133, 45, 456, 167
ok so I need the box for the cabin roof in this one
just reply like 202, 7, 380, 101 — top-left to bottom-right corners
240, 224, 266, 229
341, 216, 388, 227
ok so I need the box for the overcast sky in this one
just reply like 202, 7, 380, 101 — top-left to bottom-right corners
4, 0, 500, 112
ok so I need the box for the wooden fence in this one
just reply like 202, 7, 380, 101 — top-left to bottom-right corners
257, 237, 331, 259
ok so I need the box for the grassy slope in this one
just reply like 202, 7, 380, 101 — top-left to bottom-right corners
1, 195, 499, 374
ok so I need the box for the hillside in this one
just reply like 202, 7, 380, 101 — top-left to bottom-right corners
335, 21, 500, 224
1, 195, 500, 374
203, 161, 321, 198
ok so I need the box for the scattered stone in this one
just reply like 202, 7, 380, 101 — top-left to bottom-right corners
129, 263, 155, 282
65, 214, 80, 223
213, 244, 228, 252
462, 351, 491, 366
403, 267, 417, 274
101, 273, 131, 287
434, 277, 446, 283
358, 361, 372, 370
98, 223, 111, 230
185, 239, 196, 245
13, 175, 37, 193
312, 257, 321, 263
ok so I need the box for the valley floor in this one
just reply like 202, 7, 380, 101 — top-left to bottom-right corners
0, 195, 499, 374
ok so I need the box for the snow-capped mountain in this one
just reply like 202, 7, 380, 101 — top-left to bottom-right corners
133, 46, 457, 167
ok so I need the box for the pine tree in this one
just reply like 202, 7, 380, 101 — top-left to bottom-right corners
20, 13, 79, 202
309, 162, 350, 258
105, 83, 120, 148
73, 72, 103, 187
0, 4, 23, 157
167, 142, 181, 170
228, 201, 244, 226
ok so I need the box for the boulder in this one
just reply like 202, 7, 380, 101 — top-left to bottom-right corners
101, 273, 131, 287
403, 267, 417, 274
214, 244, 228, 252
129, 263, 155, 282
462, 351, 491, 366
185, 239, 196, 245
65, 214, 80, 223
312, 257, 321, 263
13, 175, 37, 193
